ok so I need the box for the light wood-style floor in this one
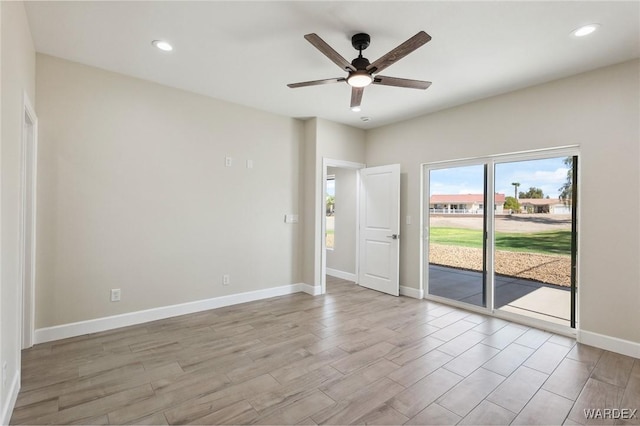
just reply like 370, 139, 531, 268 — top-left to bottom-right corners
11, 277, 640, 425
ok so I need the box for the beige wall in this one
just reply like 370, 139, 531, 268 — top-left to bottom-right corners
0, 1, 36, 422
326, 167, 357, 276
317, 119, 367, 164
35, 54, 304, 327
302, 118, 366, 288
366, 59, 640, 344
301, 119, 317, 286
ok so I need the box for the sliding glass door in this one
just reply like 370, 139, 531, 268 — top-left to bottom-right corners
493, 156, 576, 327
425, 151, 578, 329
427, 164, 487, 307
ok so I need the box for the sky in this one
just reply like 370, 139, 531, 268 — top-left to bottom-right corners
430, 157, 569, 199
326, 179, 335, 196
326, 157, 569, 198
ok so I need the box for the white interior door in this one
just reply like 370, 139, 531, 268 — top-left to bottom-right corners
358, 164, 401, 296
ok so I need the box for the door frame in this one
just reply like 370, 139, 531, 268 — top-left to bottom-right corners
422, 146, 580, 336
320, 158, 366, 295
20, 92, 38, 349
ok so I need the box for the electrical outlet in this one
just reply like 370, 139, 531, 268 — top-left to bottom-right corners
110, 288, 121, 302
222, 274, 230, 286
2, 362, 7, 388
225, 156, 233, 167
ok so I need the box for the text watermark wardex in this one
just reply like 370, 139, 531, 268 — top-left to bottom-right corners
584, 408, 637, 420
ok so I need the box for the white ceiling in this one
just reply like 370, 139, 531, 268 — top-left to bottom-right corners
25, 1, 640, 129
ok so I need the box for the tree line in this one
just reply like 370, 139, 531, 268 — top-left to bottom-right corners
504, 156, 573, 211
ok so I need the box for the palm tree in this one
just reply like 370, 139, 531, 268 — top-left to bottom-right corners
326, 195, 335, 215
558, 157, 573, 207
511, 182, 520, 199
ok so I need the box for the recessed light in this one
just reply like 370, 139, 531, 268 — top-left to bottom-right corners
351, 106, 361, 112
152, 40, 173, 51
571, 24, 600, 37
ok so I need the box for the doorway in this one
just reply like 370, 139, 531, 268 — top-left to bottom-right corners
320, 159, 365, 294
325, 167, 358, 283
20, 94, 38, 349
424, 148, 578, 332
320, 159, 401, 297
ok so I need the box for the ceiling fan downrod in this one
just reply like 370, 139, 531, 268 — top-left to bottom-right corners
351, 33, 371, 70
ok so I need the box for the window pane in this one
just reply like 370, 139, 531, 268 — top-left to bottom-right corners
494, 156, 574, 327
428, 164, 486, 307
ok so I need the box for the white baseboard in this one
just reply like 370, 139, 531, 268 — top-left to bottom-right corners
34, 283, 310, 344
400, 285, 424, 299
578, 330, 640, 359
326, 268, 357, 282
1, 370, 20, 426
299, 283, 322, 296
33, 281, 640, 361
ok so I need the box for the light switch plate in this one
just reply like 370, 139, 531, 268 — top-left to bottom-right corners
284, 214, 299, 224
110, 288, 121, 302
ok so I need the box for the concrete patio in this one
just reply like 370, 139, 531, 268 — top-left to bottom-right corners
428, 264, 571, 326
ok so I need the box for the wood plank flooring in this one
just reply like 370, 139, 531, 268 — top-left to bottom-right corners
11, 277, 640, 425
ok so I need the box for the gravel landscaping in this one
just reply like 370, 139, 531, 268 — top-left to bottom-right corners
429, 243, 571, 286
429, 214, 572, 287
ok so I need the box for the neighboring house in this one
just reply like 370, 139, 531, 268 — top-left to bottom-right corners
519, 198, 571, 214
430, 193, 506, 214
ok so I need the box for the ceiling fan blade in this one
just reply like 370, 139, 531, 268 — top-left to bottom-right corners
304, 33, 357, 72
367, 31, 431, 74
373, 75, 432, 90
287, 77, 346, 88
350, 87, 364, 108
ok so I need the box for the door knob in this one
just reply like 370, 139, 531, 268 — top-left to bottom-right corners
387, 234, 399, 240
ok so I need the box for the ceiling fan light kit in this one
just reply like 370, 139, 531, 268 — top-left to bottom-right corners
347, 71, 373, 88
288, 31, 432, 109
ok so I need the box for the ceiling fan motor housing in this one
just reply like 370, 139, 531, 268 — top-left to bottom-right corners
351, 56, 371, 71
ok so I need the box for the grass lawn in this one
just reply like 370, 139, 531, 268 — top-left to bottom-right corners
430, 227, 571, 255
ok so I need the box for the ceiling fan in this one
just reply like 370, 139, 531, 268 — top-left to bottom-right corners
288, 31, 432, 110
